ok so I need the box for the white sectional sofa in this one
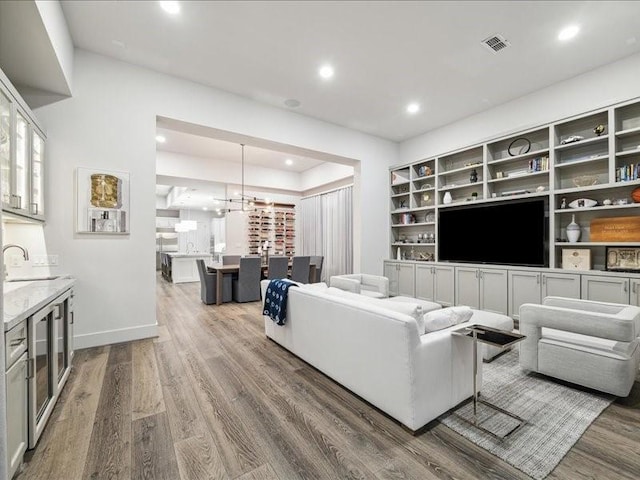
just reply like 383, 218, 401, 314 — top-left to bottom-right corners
329, 273, 389, 298
260, 280, 479, 432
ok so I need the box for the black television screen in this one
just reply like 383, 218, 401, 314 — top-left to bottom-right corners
438, 198, 548, 267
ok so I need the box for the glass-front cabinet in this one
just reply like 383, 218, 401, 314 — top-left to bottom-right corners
31, 130, 45, 219
14, 110, 29, 212
1, 90, 12, 206
0, 71, 46, 222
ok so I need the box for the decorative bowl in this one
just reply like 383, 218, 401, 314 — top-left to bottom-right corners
573, 175, 598, 188
568, 198, 597, 209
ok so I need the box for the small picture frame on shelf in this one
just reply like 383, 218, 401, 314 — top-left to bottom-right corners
605, 246, 640, 272
561, 248, 591, 271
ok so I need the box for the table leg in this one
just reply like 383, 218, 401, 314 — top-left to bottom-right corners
216, 270, 223, 305
473, 330, 478, 418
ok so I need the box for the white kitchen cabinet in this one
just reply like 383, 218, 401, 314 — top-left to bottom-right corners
456, 267, 508, 315
631, 279, 640, 307
30, 129, 45, 219
5, 320, 28, 479
384, 261, 415, 297
415, 264, 454, 306
581, 275, 630, 304
0, 69, 46, 222
28, 287, 74, 449
508, 270, 580, 320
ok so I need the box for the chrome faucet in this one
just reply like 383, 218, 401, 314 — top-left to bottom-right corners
2, 244, 29, 280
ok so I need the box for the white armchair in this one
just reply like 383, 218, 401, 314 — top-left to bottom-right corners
329, 274, 389, 299
519, 296, 640, 397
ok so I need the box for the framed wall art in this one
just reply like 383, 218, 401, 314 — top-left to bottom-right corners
76, 167, 130, 234
606, 246, 640, 272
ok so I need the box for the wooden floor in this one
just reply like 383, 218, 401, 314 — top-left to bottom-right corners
15, 276, 640, 480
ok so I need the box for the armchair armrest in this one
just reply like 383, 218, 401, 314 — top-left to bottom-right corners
360, 274, 389, 297
542, 296, 631, 316
329, 276, 361, 294
519, 303, 639, 342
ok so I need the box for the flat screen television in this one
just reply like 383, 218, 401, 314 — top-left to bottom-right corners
438, 198, 548, 267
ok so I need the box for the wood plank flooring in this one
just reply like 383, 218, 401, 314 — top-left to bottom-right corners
15, 275, 640, 480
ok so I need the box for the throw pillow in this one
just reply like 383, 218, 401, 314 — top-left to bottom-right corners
423, 306, 474, 333
449, 306, 474, 324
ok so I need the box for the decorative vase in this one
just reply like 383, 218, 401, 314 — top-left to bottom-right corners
566, 214, 581, 243
396, 247, 401, 260
443, 191, 452, 204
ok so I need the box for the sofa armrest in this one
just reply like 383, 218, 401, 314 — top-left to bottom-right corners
329, 276, 361, 294
360, 274, 390, 297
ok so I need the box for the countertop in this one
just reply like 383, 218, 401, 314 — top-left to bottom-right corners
165, 252, 212, 258
4, 275, 76, 331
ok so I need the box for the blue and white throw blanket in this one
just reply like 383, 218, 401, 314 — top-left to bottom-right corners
263, 279, 298, 325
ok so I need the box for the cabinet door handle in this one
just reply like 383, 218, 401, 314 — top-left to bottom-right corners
27, 357, 35, 379
633, 283, 637, 294
542, 275, 546, 285
623, 282, 628, 293
70, 311, 74, 324
10, 337, 26, 346
536, 274, 540, 285
475, 270, 479, 279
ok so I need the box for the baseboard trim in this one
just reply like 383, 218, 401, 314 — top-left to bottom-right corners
74, 323, 158, 349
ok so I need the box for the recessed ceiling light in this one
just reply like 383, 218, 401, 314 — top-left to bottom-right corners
406, 103, 420, 114
202, 207, 208, 211
319, 64, 334, 79
558, 25, 579, 41
155, 134, 166, 143
159, 1, 181, 15
234, 191, 240, 196
285, 159, 294, 166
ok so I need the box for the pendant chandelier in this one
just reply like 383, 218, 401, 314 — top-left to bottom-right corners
213, 143, 272, 214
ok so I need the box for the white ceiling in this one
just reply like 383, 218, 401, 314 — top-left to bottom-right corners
61, 1, 640, 141
156, 128, 325, 173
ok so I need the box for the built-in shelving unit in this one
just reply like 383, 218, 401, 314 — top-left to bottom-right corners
248, 204, 296, 258
390, 96, 640, 271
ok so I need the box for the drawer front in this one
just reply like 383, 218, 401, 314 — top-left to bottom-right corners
5, 320, 28, 369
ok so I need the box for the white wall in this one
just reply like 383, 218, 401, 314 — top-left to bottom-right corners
34, 49, 396, 348
35, 0, 74, 93
157, 150, 301, 193
155, 195, 166, 209
400, 52, 640, 164
299, 162, 353, 191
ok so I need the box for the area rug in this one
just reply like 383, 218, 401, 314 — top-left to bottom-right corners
439, 348, 615, 479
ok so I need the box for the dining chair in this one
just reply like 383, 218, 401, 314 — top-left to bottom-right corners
232, 256, 262, 302
267, 256, 289, 280
196, 259, 232, 304
309, 255, 324, 283
222, 255, 242, 265
290, 256, 311, 284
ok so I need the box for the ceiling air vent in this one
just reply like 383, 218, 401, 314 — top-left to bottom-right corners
482, 34, 510, 53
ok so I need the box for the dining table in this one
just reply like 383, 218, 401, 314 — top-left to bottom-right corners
207, 261, 317, 306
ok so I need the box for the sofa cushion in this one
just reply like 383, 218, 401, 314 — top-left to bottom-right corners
361, 290, 387, 299
423, 306, 473, 333
324, 287, 424, 332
